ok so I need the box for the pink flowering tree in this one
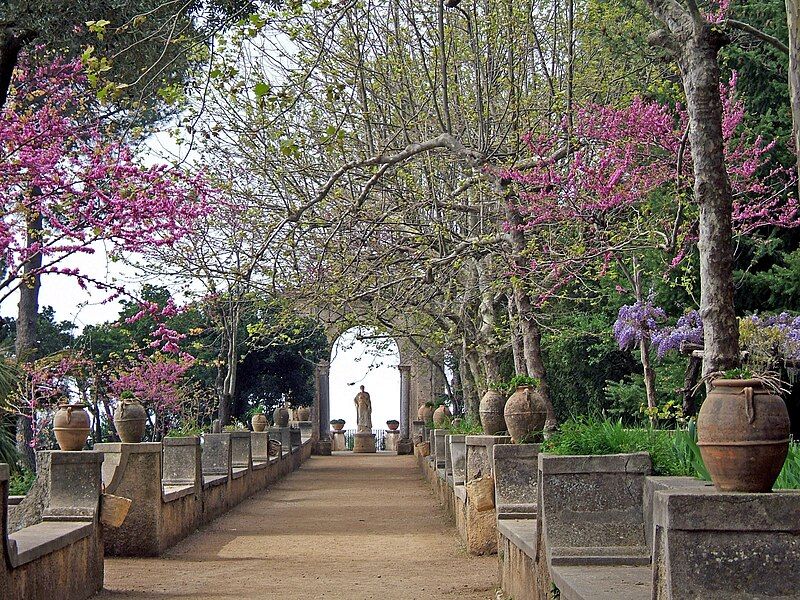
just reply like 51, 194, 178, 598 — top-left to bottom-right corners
504, 76, 797, 410
1, 54, 213, 467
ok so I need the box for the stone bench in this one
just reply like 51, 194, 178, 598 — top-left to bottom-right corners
1, 452, 104, 600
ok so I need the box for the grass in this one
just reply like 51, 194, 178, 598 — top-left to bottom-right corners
543, 416, 800, 488
541, 417, 694, 476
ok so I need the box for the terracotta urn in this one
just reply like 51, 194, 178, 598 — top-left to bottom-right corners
504, 386, 547, 443
251, 414, 268, 432
433, 405, 452, 426
331, 421, 345, 431
417, 404, 434, 423
386, 420, 400, 431
273, 405, 290, 428
113, 398, 148, 443
297, 406, 311, 421
479, 389, 507, 435
53, 402, 91, 451
697, 379, 790, 492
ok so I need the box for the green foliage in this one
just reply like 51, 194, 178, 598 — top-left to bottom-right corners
443, 415, 483, 435
0, 415, 18, 472
604, 358, 686, 425
672, 421, 711, 481
504, 374, 539, 393
541, 417, 694, 476
9, 468, 35, 496
165, 421, 205, 438
775, 444, 800, 490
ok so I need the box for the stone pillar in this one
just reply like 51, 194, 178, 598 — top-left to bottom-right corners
397, 364, 414, 455
331, 430, 346, 451
315, 360, 332, 455
385, 430, 400, 452
298, 421, 314, 440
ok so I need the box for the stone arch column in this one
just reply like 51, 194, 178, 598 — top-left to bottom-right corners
314, 360, 332, 455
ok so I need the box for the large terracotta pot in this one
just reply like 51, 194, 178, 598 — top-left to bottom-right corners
417, 404, 434, 423
113, 398, 147, 443
251, 414, 268, 432
479, 389, 507, 435
698, 379, 790, 492
297, 406, 311, 421
273, 406, 290, 427
433, 405, 452, 426
387, 420, 400, 431
504, 386, 547, 443
53, 403, 91, 451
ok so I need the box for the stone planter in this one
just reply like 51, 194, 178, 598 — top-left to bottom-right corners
113, 398, 147, 443
479, 389, 506, 435
418, 404, 434, 423
698, 378, 790, 492
53, 402, 91, 451
503, 386, 546, 443
433, 405, 452, 426
297, 406, 311, 421
273, 405, 290, 428
448, 434, 467, 485
331, 421, 345, 431
251, 413, 268, 432
386, 420, 399, 431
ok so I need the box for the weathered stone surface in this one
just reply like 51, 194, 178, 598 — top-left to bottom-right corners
201, 434, 233, 477
385, 430, 400, 452
411, 419, 424, 444
229, 432, 252, 469
352, 432, 376, 453
433, 429, 447, 468
498, 520, 539, 600
290, 427, 302, 448
448, 435, 466, 485
465, 434, 511, 483
251, 431, 271, 463
269, 427, 292, 454
493, 443, 540, 519
1, 452, 104, 600
162, 437, 202, 487
643, 476, 708, 552
652, 488, 800, 599
331, 430, 346, 451
444, 434, 454, 476
298, 420, 314, 440
539, 453, 652, 567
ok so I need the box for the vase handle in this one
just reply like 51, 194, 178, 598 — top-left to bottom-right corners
66, 405, 73, 424
744, 386, 755, 424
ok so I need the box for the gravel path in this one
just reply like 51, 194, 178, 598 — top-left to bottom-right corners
97, 452, 497, 600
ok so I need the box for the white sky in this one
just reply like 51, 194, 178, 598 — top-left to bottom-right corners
329, 328, 401, 430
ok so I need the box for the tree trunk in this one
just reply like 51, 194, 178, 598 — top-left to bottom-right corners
507, 294, 527, 375
787, 0, 800, 201
504, 196, 558, 429
0, 26, 35, 111
647, 2, 740, 376
639, 337, 658, 422
15, 208, 43, 471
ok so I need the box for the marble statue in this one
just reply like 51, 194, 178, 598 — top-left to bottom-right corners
354, 385, 372, 433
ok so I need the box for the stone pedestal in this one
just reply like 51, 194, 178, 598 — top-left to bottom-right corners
385, 430, 400, 452
352, 432, 377, 453
331, 430, 346, 451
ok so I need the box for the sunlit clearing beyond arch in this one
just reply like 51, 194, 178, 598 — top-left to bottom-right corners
329, 327, 401, 431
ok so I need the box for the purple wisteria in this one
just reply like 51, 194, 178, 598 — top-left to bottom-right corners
613, 298, 666, 350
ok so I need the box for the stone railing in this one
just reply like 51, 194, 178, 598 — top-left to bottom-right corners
97, 426, 312, 557
1, 451, 104, 600
416, 435, 800, 600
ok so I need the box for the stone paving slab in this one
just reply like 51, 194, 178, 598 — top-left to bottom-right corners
551, 565, 651, 600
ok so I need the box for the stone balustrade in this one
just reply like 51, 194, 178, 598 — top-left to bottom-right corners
417, 438, 800, 600
1, 451, 104, 600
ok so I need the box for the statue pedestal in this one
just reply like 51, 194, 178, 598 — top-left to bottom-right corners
331, 430, 346, 451
385, 430, 400, 452
352, 432, 377, 453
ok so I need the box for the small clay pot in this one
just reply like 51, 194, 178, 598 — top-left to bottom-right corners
504, 386, 547, 443
331, 421, 345, 431
113, 398, 147, 443
433, 405, 452, 426
297, 406, 311, 421
273, 406, 290, 428
417, 404, 434, 423
698, 379, 790, 492
386, 420, 400, 431
251, 414, 268, 432
53, 403, 91, 451
479, 389, 506, 435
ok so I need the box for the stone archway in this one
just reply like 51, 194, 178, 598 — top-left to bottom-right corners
302, 300, 446, 455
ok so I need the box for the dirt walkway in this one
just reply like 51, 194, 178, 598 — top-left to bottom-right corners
97, 453, 497, 600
